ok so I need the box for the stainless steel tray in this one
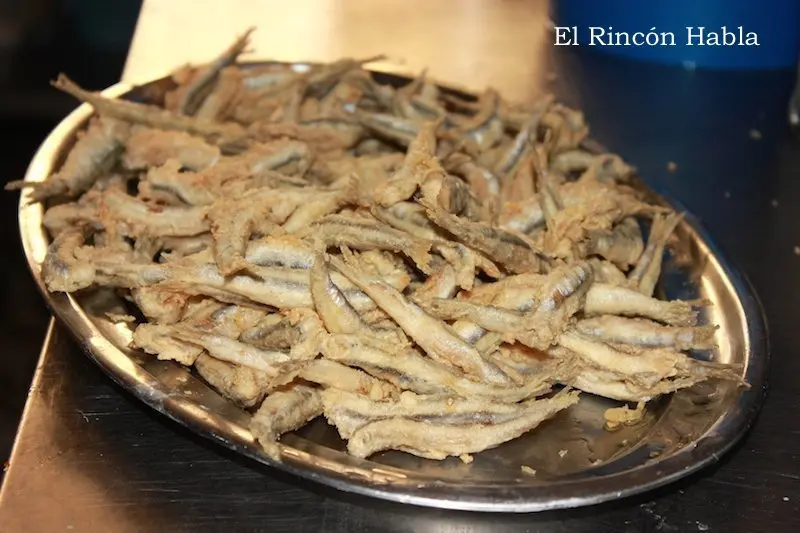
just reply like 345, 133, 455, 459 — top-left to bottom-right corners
16, 66, 768, 513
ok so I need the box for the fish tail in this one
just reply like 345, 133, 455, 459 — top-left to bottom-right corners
662, 300, 699, 327
5, 179, 39, 191
687, 358, 746, 386
339, 245, 359, 267
691, 324, 720, 350
685, 298, 713, 308
52, 74, 95, 104
408, 240, 435, 274
651, 211, 683, 245
641, 203, 674, 217
231, 27, 257, 57
341, 173, 368, 207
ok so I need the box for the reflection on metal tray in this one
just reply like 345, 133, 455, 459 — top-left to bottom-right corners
16, 64, 768, 513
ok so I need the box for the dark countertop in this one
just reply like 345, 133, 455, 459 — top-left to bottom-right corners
0, 313, 796, 533
1, 3, 800, 531
0, 0, 139, 463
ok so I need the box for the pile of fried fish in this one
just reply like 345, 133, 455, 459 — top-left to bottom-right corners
9, 29, 744, 463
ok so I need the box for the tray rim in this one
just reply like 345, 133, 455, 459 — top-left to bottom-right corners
15, 65, 770, 513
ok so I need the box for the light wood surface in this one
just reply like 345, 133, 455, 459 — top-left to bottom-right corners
124, 0, 553, 103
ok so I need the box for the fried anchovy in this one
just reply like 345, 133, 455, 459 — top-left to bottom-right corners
194, 353, 272, 408
168, 325, 291, 374
373, 120, 444, 206
131, 287, 189, 324
132, 323, 204, 366
53, 75, 251, 152
282, 177, 359, 233
628, 213, 683, 296
323, 334, 563, 402
144, 140, 312, 205
245, 235, 315, 269
322, 388, 563, 440
494, 96, 554, 178
588, 258, 630, 286
46, 250, 407, 313
558, 332, 742, 401
310, 252, 365, 335
329, 256, 512, 385
268, 359, 399, 401
345, 390, 580, 460
584, 283, 699, 327
42, 227, 96, 292
574, 315, 717, 350
411, 263, 457, 301
298, 214, 435, 274
512, 261, 594, 350
178, 28, 254, 115
250, 383, 323, 459
239, 315, 299, 350
424, 204, 544, 273
123, 127, 221, 171
7, 118, 129, 201
356, 111, 420, 146
413, 297, 527, 333
453, 88, 504, 152
420, 262, 592, 350
581, 216, 644, 268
